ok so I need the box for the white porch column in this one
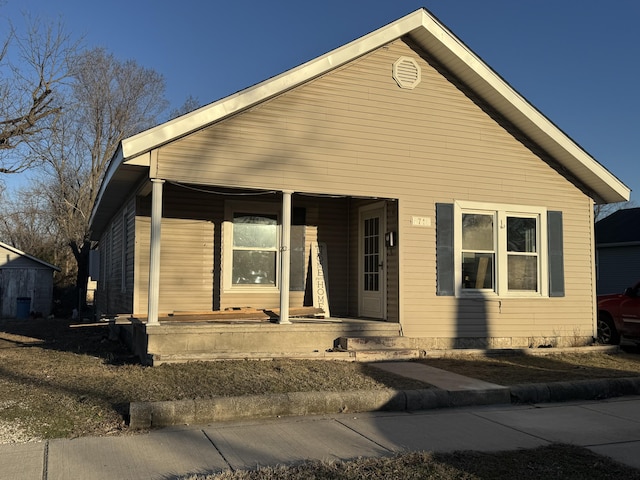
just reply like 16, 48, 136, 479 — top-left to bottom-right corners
278, 190, 293, 324
147, 178, 165, 325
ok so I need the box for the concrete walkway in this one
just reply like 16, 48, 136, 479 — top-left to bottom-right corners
2, 363, 640, 479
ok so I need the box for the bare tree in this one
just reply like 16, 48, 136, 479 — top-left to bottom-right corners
168, 94, 201, 120
34, 48, 167, 310
0, 16, 73, 173
0, 185, 69, 266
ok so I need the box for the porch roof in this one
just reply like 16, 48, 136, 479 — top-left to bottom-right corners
90, 8, 630, 237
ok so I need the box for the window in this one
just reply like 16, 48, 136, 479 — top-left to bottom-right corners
231, 212, 278, 286
461, 213, 495, 290
224, 201, 308, 292
436, 201, 564, 298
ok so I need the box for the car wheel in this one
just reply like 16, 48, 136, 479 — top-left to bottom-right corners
597, 314, 620, 345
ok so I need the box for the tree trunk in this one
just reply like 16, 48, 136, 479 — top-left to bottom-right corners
70, 239, 91, 314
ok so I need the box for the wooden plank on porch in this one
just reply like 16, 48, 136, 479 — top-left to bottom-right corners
130, 306, 326, 323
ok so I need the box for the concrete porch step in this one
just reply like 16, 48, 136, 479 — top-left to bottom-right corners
347, 348, 423, 362
150, 350, 355, 365
338, 336, 415, 351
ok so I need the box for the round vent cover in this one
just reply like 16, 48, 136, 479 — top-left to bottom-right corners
392, 56, 421, 89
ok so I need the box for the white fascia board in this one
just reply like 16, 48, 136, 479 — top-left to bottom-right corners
89, 145, 124, 228
124, 152, 151, 166
115, 7, 628, 203
120, 11, 426, 160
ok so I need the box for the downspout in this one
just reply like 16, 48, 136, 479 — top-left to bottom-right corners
147, 178, 164, 325
278, 190, 293, 324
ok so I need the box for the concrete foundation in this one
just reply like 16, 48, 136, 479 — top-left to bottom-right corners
110, 316, 401, 365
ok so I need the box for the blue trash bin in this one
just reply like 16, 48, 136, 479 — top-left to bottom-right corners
16, 297, 31, 319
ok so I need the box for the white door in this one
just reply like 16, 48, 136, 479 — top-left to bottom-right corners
359, 204, 386, 319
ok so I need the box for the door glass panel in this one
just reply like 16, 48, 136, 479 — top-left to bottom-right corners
363, 217, 379, 292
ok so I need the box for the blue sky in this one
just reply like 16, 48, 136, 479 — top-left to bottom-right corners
2, 0, 638, 202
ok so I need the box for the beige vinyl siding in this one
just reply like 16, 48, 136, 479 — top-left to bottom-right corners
386, 200, 400, 323
123, 203, 135, 297
132, 186, 353, 316
134, 216, 214, 314
95, 196, 135, 315
218, 195, 351, 313
151, 38, 595, 340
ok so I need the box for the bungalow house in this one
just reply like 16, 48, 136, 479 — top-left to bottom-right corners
0, 241, 60, 318
89, 9, 630, 364
596, 208, 640, 295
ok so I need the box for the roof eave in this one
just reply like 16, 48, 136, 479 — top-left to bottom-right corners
0, 241, 61, 271
119, 10, 427, 160
95, 7, 629, 225
405, 12, 630, 204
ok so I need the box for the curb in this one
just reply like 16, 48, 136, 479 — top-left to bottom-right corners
510, 376, 640, 404
130, 377, 640, 429
129, 387, 511, 429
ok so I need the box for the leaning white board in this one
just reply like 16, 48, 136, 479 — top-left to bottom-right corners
311, 242, 330, 318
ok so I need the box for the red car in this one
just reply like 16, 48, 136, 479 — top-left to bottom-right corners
597, 281, 640, 345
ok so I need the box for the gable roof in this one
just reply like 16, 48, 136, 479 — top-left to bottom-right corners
596, 208, 640, 246
90, 8, 630, 235
0, 241, 61, 271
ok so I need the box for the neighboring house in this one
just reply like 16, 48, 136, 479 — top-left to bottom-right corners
89, 8, 630, 363
596, 208, 640, 295
0, 241, 60, 318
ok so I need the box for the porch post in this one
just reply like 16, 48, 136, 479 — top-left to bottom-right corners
147, 178, 164, 325
278, 190, 293, 324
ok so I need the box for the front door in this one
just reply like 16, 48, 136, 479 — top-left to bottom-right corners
359, 204, 386, 319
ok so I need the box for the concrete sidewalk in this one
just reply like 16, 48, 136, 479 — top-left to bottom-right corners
2, 361, 640, 479
2, 396, 640, 479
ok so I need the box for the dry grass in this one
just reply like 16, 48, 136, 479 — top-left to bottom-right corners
419, 351, 640, 385
0, 318, 429, 440
184, 444, 637, 479
1, 317, 640, 443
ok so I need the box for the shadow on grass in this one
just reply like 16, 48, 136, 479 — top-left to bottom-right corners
419, 350, 640, 386
0, 316, 138, 365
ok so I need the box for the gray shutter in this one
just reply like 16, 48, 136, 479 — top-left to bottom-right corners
547, 210, 565, 297
436, 203, 455, 296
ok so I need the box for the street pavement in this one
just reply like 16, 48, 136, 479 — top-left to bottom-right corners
2, 366, 640, 479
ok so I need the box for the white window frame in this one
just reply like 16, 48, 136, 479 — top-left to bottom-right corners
223, 201, 280, 292
454, 200, 548, 298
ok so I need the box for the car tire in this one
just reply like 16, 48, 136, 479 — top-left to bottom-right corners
597, 314, 620, 345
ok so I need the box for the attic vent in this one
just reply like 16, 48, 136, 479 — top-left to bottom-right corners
392, 56, 421, 89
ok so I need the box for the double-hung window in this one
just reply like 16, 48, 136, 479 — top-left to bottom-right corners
433, 200, 562, 298
456, 202, 547, 297
224, 202, 279, 289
